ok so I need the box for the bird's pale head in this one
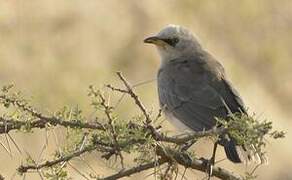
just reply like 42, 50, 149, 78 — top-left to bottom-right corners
144, 24, 202, 63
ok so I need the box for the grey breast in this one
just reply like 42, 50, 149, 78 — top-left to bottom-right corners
157, 56, 246, 131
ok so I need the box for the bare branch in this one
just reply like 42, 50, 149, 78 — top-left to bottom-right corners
156, 146, 243, 180
116, 72, 152, 124
105, 84, 128, 94
100, 159, 167, 180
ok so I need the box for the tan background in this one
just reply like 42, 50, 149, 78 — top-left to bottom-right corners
0, 0, 291, 179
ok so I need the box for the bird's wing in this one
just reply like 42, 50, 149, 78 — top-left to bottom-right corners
218, 78, 246, 114
158, 58, 246, 131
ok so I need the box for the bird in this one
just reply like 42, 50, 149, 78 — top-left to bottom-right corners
144, 24, 264, 164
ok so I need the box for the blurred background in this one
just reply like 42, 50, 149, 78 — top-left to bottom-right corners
0, 0, 291, 179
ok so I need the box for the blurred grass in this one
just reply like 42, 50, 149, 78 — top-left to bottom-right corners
0, 0, 291, 179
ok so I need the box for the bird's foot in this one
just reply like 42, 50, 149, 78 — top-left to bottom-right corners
199, 157, 215, 180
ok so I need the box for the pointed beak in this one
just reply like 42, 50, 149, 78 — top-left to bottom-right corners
143, 36, 162, 44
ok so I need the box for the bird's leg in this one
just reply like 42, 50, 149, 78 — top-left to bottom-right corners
207, 141, 218, 180
180, 138, 197, 151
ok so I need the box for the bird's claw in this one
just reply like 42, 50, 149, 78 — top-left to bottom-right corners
199, 157, 214, 179
207, 159, 214, 180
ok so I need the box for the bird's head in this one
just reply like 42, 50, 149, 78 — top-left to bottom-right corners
144, 24, 202, 62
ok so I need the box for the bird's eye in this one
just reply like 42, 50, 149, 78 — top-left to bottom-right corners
163, 37, 179, 47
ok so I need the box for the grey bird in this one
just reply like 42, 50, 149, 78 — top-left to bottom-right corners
144, 24, 263, 164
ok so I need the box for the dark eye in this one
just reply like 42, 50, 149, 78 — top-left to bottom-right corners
163, 37, 179, 47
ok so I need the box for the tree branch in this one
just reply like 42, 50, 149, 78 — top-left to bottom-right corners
116, 72, 152, 124
97, 142, 243, 180
98, 93, 125, 168
17, 144, 111, 174
0, 73, 278, 179
0, 116, 104, 134
156, 127, 226, 144
100, 159, 167, 180
156, 146, 243, 180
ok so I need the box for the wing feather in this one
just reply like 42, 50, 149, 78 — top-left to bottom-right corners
158, 58, 245, 131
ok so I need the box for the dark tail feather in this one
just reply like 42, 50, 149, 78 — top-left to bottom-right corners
223, 139, 242, 163
222, 138, 268, 164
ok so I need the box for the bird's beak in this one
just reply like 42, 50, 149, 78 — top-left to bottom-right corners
144, 36, 162, 45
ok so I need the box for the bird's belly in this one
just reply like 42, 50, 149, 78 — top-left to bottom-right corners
164, 110, 193, 132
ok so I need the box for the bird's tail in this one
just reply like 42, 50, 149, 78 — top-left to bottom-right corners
223, 138, 268, 164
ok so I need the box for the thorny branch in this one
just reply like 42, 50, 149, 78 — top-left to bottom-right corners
0, 116, 104, 134
115, 72, 152, 124
0, 92, 104, 134
97, 92, 125, 168
0, 72, 282, 180
18, 144, 106, 174
100, 159, 167, 180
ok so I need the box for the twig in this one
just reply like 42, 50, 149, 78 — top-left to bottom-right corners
105, 84, 128, 94
132, 78, 156, 88
17, 144, 109, 174
0, 140, 12, 157
0, 116, 104, 134
161, 163, 173, 179
156, 127, 226, 144
98, 93, 124, 168
116, 72, 152, 124
0, 94, 105, 133
100, 159, 167, 180
0, 94, 42, 119
155, 108, 163, 122
109, 72, 165, 143
7, 133, 22, 155
123, 120, 226, 145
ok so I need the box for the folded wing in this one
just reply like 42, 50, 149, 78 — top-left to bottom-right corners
158, 58, 245, 131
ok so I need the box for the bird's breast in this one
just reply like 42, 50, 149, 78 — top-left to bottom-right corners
163, 108, 193, 132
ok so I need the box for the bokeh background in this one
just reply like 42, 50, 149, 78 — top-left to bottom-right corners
0, 0, 291, 179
